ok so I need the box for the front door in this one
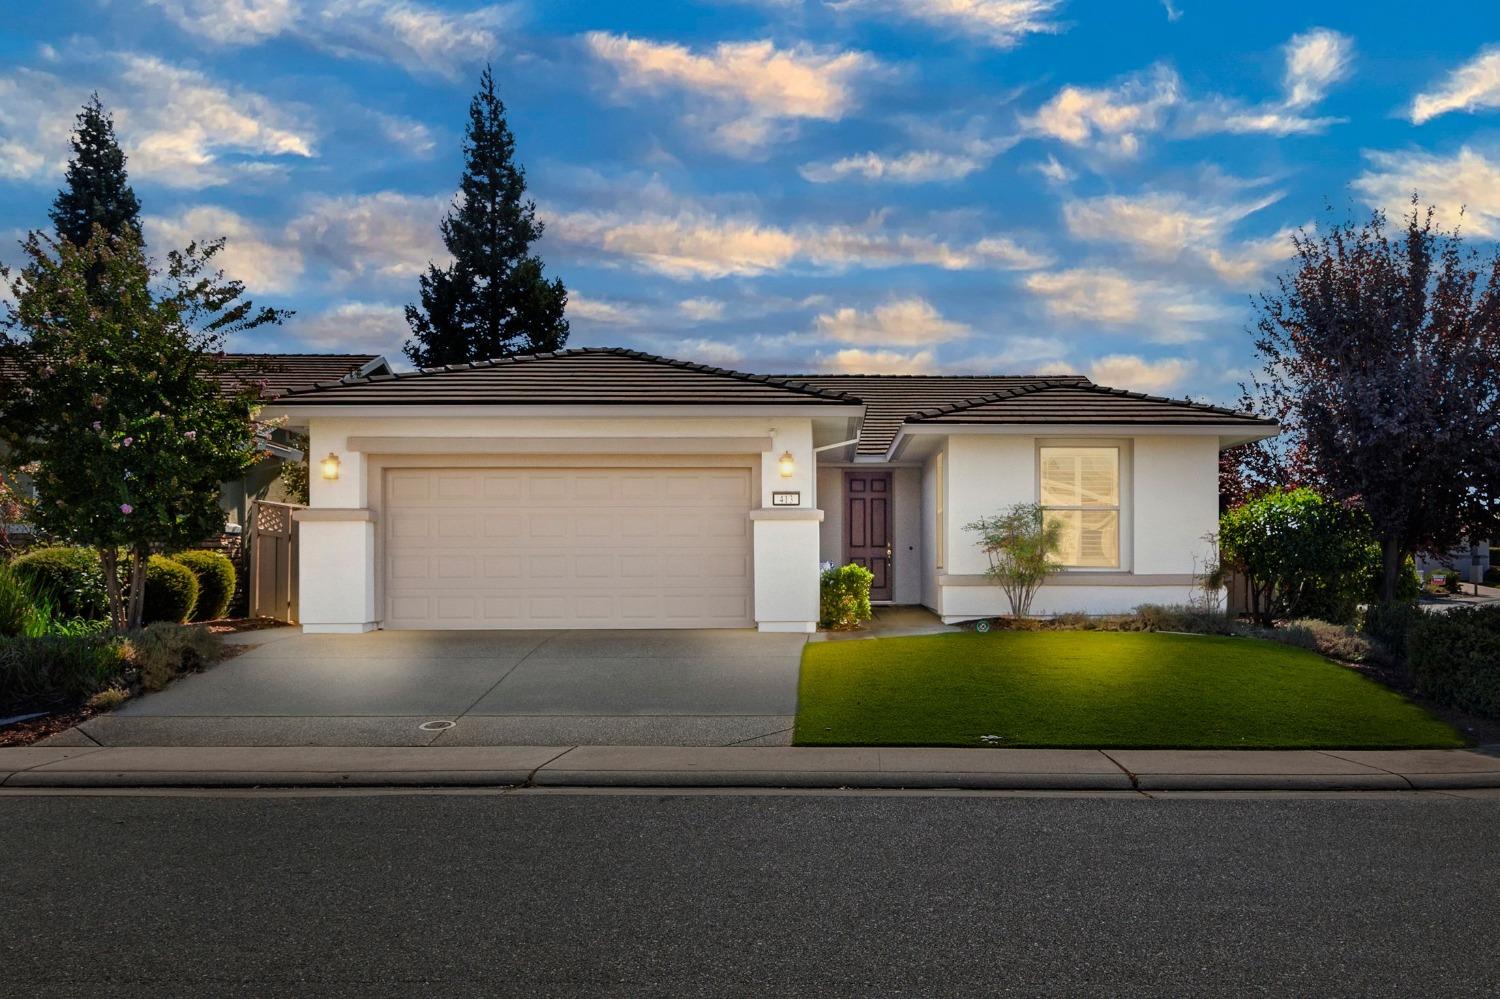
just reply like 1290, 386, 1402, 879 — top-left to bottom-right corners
844, 470, 893, 601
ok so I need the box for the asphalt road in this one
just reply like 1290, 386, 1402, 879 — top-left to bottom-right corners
4, 790, 1499, 997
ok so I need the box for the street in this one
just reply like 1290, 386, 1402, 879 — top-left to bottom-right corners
4, 790, 1499, 997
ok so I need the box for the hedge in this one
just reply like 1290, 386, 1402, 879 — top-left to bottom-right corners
10, 547, 109, 620
143, 555, 199, 625
170, 549, 235, 622
1408, 605, 1500, 720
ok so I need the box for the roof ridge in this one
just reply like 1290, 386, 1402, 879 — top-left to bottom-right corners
907, 379, 1078, 420
1067, 380, 1267, 421
773, 372, 1092, 382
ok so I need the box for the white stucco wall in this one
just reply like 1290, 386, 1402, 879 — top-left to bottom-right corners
943, 435, 1036, 577
1132, 436, 1218, 575
920, 450, 942, 612
295, 412, 823, 632
891, 466, 923, 604
816, 465, 842, 564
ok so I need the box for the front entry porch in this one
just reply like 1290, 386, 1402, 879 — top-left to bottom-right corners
817, 462, 926, 605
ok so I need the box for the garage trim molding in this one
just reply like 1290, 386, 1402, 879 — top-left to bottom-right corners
346, 435, 775, 454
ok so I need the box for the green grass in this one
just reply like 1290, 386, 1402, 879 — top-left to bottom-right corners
794, 631, 1464, 749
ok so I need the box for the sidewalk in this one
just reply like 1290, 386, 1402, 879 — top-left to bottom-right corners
3, 745, 1499, 791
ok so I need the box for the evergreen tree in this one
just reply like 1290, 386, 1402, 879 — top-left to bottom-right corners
405, 67, 568, 368
49, 93, 142, 247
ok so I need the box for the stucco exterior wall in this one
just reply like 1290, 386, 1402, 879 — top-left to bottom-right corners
1132, 436, 1218, 575
297, 413, 821, 633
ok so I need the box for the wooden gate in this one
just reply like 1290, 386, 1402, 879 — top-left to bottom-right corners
248, 500, 301, 623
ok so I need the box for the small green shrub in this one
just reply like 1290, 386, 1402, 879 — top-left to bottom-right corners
170, 549, 236, 622
1361, 602, 1423, 660
122, 622, 218, 691
1485, 566, 1500, 586
1408, 605, 1500, 719
86, 686, 129, 712
0, 634, 128, 712
819, 563, 874, 630
143, 555, 199, 625
10, 547, 108, 620
1130, 604, 1241, 636
1278, 619, 1374, 663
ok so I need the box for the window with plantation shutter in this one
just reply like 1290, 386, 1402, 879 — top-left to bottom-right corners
1039, 447, 1120, 568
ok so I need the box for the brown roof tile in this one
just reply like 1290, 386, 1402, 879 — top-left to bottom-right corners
908, 383, 1275, 430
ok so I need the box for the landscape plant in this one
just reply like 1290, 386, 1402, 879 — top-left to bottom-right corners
142, 555, 199, 625
1408, 605, 1500, 719
171, 549, 236, 621
819, 563, 874, 630
966, 503, 1062, 618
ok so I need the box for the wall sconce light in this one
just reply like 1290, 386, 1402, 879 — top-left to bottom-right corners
320, 452, 341, 480
778, 450, 796, 478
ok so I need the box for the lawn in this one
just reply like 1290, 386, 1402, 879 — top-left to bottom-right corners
794, 631, 1464, 749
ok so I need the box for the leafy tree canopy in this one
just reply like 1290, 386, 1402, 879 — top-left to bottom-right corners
405, 66, 568, 368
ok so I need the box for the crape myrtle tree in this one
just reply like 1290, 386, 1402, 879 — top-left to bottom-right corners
405, 66, 568, 368
1238, 202, 1500, 603
0, 228, 287, 630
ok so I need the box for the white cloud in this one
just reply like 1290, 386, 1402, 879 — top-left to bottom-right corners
144, 206, 302, 294
543, 201, 1048, 279
800, 136, 1011, 183
678, 297, 726, 321
1062, 189, 1293, 284
1087, 354, 1194, 393
568, 293, 644, 326
813, 297, 971, 347
1282, 28, 1353, 109
948, 335, 1070, 372
584, 33, 878, 156
1023, 266, 1227, 340
817, 347, 937, 374
291, 301, 410, 359
0, 57, 315, 188
1410, 47, 1500, 124
1033, 155, 1075, 184
1352, 146, 1500, 237
373, 112, 436, 156
832, 0, 1062, 49
288, 190, 448, 279
148, 0, 511, 78
644, 337, 746, 367
1028, 30, 1353, 154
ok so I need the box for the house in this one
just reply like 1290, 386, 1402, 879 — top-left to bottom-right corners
262, 347, 1278, 633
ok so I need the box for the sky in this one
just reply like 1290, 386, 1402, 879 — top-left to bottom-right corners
3, 0, 1500, 403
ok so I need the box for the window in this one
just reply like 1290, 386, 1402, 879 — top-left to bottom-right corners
933, 452, 945, 569
1039, 446, 1120, 568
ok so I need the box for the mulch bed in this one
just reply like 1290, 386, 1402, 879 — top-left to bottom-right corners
0, 706, 96, 747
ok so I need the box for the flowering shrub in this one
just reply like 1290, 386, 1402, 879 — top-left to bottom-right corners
819, 563, 874, 630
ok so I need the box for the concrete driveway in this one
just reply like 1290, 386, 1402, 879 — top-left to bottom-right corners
64, 628, 807, 748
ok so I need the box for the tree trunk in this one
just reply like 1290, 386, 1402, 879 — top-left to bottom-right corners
126, 548, 147, 630
1379, 537, 1403, 605
100, 547, 125, 633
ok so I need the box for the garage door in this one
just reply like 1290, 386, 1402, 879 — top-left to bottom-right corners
382, 467, 754, 629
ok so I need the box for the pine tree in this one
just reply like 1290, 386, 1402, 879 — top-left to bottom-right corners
405, 67, 568, 368
49, 93, 142, 247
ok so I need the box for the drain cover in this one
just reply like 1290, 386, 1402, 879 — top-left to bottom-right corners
418, 719, 456, 732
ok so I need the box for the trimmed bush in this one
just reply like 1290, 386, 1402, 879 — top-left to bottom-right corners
121, 622, 218, 691
0, 634, 128, 712
819, 563, 874, 630
1408, 605, 1500, 719
171, 549, 236, 622
1278, 619, 1374, 663
1362, 602, 1424, 660
1130, 604, 1241, 636
143, 555, 199, 625
1485, 566, 1500, 586
10, 547, 108, 620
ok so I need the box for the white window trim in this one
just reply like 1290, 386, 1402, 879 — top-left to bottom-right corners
1035, 439, 1133, 572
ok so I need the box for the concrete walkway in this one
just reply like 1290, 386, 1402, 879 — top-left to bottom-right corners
3, 745, 1498, 791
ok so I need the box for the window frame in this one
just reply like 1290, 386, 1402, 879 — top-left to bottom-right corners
1036, 442, 1127, 571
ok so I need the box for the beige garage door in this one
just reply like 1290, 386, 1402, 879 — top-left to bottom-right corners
382, 467, 754, 629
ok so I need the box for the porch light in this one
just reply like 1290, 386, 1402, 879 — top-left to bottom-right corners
778, 450, 796, 478
320, 452, 341, 480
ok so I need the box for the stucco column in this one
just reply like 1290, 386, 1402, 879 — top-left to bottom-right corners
297, 428, 377, 633
751, 511, 823, 632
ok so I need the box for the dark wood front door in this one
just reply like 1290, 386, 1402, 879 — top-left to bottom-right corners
844, 470, 893, 601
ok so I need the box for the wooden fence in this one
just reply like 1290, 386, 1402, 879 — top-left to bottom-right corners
247, 500, 301, 623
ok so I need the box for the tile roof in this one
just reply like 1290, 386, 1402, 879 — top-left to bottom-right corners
775, 374, 1092, 455
906, 382, 1276, 432
275, 347, 859, 406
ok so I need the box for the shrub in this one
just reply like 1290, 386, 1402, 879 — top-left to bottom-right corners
0, 563, 41, 638
1485, 566, 1500, 586
171, 549, 236, 622
1442, 571, 1463, 595
86, 686, 129, 712
10, 547, 108, 620
0, 634, 128, 712
1220, 488, 1379, 626
1278, 619, 1374, 663
819, 563, 874, 630
1361, 602, 1423, 661
965, 503, 1063, 618
1130, 603, 1241, 636
121, 622, 218, 691
143, 555, 199, 625
1408, 605, 1500, 719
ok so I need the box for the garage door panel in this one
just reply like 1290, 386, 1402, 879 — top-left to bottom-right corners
384, 466, 754, 629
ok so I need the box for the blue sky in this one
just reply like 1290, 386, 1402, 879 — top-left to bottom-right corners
3, 0, 1500, 402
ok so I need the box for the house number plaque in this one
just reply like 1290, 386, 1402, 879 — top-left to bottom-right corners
771, 491, 801, 506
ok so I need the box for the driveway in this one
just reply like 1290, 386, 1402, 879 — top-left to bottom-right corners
63, 628, 807, 748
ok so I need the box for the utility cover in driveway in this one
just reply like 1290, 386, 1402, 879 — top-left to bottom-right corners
383, 467, 754, 629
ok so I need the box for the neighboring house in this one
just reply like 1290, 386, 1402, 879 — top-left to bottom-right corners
263, 347, 1278, 634
1417, 541, 1492, 583
0, 352, 391, 533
